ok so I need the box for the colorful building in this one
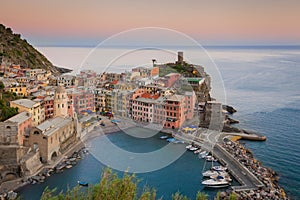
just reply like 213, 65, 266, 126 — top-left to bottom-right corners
67, 88, 95, 114
10, 99, 45, 126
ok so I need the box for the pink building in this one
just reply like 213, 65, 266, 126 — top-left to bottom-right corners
131, 93, 160, 123
67, 89, 95, 113
154, 73, 181, 87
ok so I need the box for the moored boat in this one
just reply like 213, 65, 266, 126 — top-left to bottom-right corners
166, 138, 176, 142
199, 151, 209, 158
201, 178, 230, 188
202, 170, 219, 177
205, 155, 218, 162
194, 149, 202, 154
212, 165, 227, 172
160, 135, 168, 139
185, 144, 192, 149
78, 181, 89, 186
189, 147, 198, 151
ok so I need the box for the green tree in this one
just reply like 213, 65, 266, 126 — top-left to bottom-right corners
196, 191, 208, 200
171, 192, 190, 200
229, 192, 237, 200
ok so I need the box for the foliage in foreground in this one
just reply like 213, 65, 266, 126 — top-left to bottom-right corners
40, 168, 236, 200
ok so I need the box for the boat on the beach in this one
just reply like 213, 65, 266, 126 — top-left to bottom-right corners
201, 177, 230, 188
160, 135, 168, 139
78, 181, 89, 186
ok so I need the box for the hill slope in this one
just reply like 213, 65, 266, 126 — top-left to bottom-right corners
0, 24, 71, 74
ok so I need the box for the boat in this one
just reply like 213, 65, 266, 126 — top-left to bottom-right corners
194, 149, 202, 154
166, 138, 176, 142
173, 140, 184, 144
66, 165, 73, 169
78, 181, 89, 186
210, 173, 232, 182
205, 155, 218, 162
185, 144, 192, 149
202, 170, 219, 177
189, 147, 198, 151
199, 151, 209, 158
160, 135, 168, 139
201, 178, 230, 188
212, 166, 227, 172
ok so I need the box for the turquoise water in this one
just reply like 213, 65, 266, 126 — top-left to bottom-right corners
18, 130, 238, 200
18, 46, 300, 199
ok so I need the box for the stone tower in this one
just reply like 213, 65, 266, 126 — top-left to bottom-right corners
54, 85, 68, 118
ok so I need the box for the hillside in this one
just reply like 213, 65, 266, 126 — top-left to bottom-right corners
0, 24, 71, 74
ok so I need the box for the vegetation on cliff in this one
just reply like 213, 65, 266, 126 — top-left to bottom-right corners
0, 81, 19, 121
0, 24, 71, 74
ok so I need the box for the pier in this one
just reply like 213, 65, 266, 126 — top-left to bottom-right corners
173, 129, 266, 192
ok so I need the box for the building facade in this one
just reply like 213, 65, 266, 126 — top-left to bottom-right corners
10, 99, 45, 126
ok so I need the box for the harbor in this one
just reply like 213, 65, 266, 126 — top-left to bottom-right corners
167, 127, 288, 199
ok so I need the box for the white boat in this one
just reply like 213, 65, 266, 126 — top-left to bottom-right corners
199, 151, 209, 158
189, 147, 198, 151
210, 173, 232, 182
205, 156, 218, 162
160, 135, 168, 139
212, 166, 227, 172
201, 178, 230, 188
185, 145, 192, 149
202, 170, 219, 177
194, 149, 202, 154
174, 140, 184, 144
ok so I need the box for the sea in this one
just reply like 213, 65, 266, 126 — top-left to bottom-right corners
17, 45, 300, 199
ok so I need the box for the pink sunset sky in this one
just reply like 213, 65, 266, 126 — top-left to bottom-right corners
1, 0, 300, 46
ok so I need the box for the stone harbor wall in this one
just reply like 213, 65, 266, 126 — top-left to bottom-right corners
20, 150, 43, 176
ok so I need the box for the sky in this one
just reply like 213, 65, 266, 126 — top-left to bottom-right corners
1, 0, 300, 46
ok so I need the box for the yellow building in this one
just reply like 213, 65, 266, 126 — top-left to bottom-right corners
8, 86, 28, 97
10, 99, 45, 126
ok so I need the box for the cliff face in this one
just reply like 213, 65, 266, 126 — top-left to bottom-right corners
0, 24, 71, 74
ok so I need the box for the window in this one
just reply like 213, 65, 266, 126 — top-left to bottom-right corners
34, 131, 39, 135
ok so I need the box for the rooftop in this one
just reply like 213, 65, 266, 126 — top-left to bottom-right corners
167, 95, 184, 102
186, 77, 203, 82
11, 99, 39, 108
36, 117, 72, 137
5, 112, 31, 124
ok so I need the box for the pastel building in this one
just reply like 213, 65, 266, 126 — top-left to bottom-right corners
10, 99, 45, 126
7, 86, 27, 97
67, 88, 95, 113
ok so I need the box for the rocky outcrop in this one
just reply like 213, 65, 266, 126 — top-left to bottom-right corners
222, 105, 237, 114
0, 24, 71, 75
